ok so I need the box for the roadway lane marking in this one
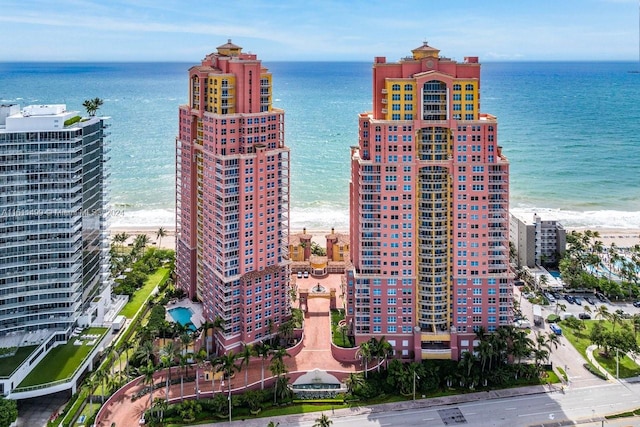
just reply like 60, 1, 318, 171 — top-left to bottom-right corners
518, 411, 556, 417
505, 407, 516, 411
422, 418, 435, 421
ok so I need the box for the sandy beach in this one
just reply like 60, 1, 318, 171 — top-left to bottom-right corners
565, 227, 640, 249
110, 226, 176, 250
109, 226, 640, 252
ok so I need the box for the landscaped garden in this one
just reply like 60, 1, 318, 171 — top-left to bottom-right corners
0, 345, 37, 378
330, 309, 353, 348
119, 266, 170, 318
18, 327, 108, 388
560, 315, 640, 378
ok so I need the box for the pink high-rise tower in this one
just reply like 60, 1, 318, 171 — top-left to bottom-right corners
347, 42, 512, 361
176, 40, 290, 352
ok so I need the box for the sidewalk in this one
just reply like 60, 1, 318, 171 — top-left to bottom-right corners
585, 345, 615, 381
194, 384, 549, 427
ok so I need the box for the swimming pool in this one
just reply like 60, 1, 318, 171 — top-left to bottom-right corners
549, 271, 561, 278
168, 307, 196, 331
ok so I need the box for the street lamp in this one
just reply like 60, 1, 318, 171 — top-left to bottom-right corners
413, 371, 420, 401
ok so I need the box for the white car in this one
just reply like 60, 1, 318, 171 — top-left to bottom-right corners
297, 271, 303, 278
303, 271, 309, 278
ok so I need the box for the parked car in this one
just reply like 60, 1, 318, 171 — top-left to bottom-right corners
303, 271, 309, 278
545, 292, 556, 303
579, 313, 591, 320
584, 296, 595, 305
550, 323, 562, 335
564, 295, 575, 304
633, 301, 640, 308
297, 271, 303, 278
552, 291, 562, 300
596, 292, 607, 302
573, 296, 582, 306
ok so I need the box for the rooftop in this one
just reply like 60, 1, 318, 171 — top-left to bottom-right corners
1, 104, 82, 133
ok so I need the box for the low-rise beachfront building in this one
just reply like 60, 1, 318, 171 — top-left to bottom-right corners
325, 228, 349, 263
509, 213, 566, 268
176, 41, 291, 352
347, 43, 513, 361
0, 104, 112, 397
289, 228, 313, 263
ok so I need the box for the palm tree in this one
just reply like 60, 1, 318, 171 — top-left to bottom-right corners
595, 304, 611, 321
511, 330, 534, 368
359, 341, 372, 378
611, 310, 624, 332
269, 348, 291, 404
153, 397, 168, 423
135, 340, 156, 366
555, 302, 567, 316
200, 320, 214, 357
240, 344, 253, 388
160, 341, 179, 401
278, 320, 295, 344
140, 361, 156, 410
156, 227, 167, 248
372, 336, 393, 370
345, 372, 364, 394
313, 413, 333, 427
267, 422, 280, 427
219, 351, 240, 388
179, 353, 188, 401
180, 331, 193, 356
121, 340, 134, 377
219, 351, 241, 423
632, 314, 640, 339
254, 342, 271, 389
212, 316, 225, 355
83, 376, 97, 415
134, 234, 150, 257
538, 274, 549, 291
94, 369, 108, 403
475, 339, 493, 373
82, 97, 104, 116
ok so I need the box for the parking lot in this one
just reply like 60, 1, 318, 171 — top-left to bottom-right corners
518, 287, 640, 321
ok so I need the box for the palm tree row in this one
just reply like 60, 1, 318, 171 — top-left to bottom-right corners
561, 230, 640, 298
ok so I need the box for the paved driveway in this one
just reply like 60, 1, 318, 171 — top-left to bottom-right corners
97, 273, 357, 426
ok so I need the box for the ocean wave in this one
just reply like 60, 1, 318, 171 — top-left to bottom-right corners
112, 206, 640, 232
110, 208, 174, 228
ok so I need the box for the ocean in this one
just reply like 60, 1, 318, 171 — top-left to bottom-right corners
1, 61, 639, 231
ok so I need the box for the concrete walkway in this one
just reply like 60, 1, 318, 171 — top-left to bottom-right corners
585, 345, 615, 381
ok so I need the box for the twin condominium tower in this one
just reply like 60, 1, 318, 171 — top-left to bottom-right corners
176, 40, 512, 360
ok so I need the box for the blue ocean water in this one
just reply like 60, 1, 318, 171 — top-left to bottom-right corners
1, 61, 639, 230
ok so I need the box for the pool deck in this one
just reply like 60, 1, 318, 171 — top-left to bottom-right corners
165, 298, 204, 329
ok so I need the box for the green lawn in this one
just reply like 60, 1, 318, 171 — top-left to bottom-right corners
560, 319, 640, 378
330, 309, 353, 348
119, 267, 169, 318
0, 346, 37, 377
17, 328, 108, 388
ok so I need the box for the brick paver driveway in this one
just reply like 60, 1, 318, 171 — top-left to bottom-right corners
97, 274, 358, 426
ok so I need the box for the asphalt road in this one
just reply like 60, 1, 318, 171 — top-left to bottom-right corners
213, 381, 640, 427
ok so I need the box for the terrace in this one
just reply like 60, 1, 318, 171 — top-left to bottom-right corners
15, 327, 108, 390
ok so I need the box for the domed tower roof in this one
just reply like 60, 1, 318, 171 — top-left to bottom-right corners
411, 41, 440, 60
216, 39, 243, 56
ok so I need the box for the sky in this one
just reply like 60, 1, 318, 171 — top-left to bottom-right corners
1, 0, 639, 62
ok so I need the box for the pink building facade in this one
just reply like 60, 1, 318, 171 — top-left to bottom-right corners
347, 43, 512, 361
176, 40, 291, 352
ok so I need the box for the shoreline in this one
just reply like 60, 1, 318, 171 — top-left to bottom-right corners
109, 226, 640, 251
